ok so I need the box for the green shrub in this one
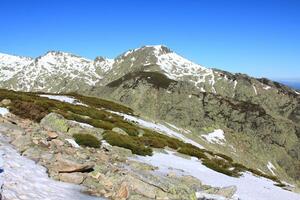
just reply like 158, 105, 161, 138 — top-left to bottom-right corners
178, 145, 208, 160
73, 133, 100, 148
202, 159, 241, 177
141, 130, 183, 149
114, 121, 139, 136
103, 131, 152, 156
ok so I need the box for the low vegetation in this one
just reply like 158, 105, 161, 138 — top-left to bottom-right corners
103, 131, 152, 156
73, 133, 100, 148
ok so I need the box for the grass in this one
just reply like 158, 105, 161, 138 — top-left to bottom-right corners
73, 133, 100, 148
0, 88, 284, 184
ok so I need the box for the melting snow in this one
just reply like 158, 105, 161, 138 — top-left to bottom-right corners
0, 135, 102, 200
267, 161, 276, 176
110, 111, 204, 149
69, 120, 94, 128
65, 139, 80, 148
39, 94, 87, 106
233, 80, 238, 90
263, 85, 272, 90
0, 107, 9, 116
132, 151, 300, 200
202, 129, 226, 145
252, 85, 258, 95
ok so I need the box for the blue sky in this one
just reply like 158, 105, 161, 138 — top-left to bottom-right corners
0, 0, 299, 80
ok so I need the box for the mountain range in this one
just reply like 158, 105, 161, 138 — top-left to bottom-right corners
1, 45, 300, 199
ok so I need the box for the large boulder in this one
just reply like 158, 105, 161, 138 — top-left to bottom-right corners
40, 113, 69, 133
52, 156, 94, 173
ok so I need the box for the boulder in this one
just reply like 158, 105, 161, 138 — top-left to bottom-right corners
0, 99, 11, 106
59, 172, 85, 184
53, 156, 94, 173
51, 139, 64, 146
40, 113, 69, 133
47, 131, 58, 139
114, 182, 129, 199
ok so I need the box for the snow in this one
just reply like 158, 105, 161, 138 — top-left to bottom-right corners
0, 53, 33, 82
110, 111, 204, 149
263, 85, 272, 90
65, 139, 80, 148
150, 46, 217, 91
202, 129, 226, 145
267, 161, 276, 176
69, 120, 94, 128
39, 94, 87, 106
233, 80, 238, 89
132, 150, 300, 200
0, 107, 9, 116
0, 51, 109, 91
0, 134, 102, 200
252, 85, 258, 95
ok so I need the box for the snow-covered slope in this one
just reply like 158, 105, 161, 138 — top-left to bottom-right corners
0, 45, 281, 96
0, 51, 114, 92
0, 53, 33, 82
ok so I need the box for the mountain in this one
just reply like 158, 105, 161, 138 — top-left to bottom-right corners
1, 45, 300, 196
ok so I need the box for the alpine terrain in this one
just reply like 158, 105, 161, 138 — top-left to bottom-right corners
0, 45, 300, 200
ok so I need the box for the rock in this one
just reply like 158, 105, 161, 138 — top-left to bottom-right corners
1, 99, 11, 106
22, 147, 42, 162
112, 127, 128, 135
40, 113, 70, 133
11, 134, 32, 152
39, 139, 50, 148
47, 131, 58, 139
196, 192, 232, 200
128, 160, 158, 171
51, 139, 64, 146
203, 186, 237, 199
114, 182, 129, 199
109, 146, 133, 158
53, 156, 94, 173
215, 186, 237, 198
59, 172, 85, 184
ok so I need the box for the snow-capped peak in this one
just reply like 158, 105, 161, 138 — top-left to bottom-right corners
0, 52, 33, 64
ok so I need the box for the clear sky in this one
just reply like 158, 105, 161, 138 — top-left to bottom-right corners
0, 0, 299, 80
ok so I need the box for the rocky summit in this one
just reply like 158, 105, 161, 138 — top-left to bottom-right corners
0, 45, 300, 200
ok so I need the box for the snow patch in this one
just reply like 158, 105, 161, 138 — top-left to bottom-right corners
263, 85, 272, 90
0, 107, 9, 116
39, 95, 87, 106
65, 139, 80, 148
132, 151, 300, 200
110, 111, 204, 149
252, 85, 258, 95
69, 120, 94, 128
202, 129, 226, 145
267, 161, 276, 176
0, 135, 102, 200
